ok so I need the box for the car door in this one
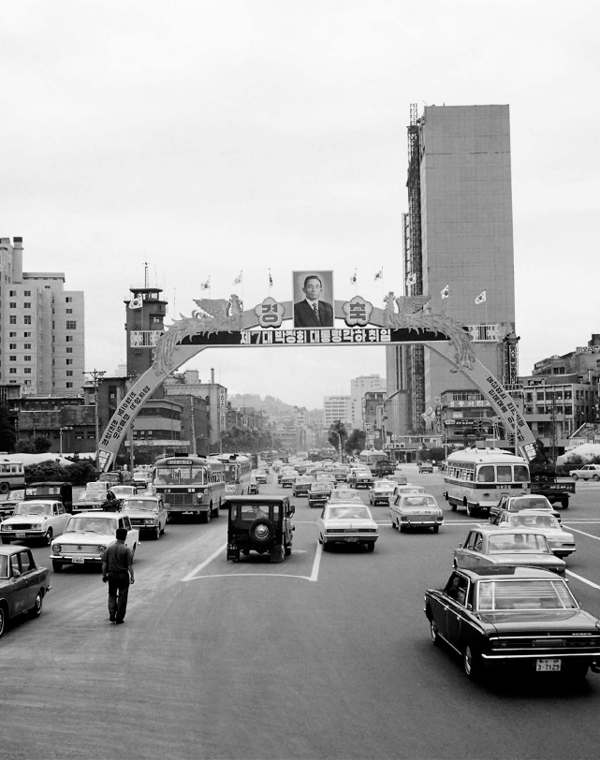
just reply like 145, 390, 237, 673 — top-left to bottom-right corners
53, 503, 69, 536
444, 574, 471, 647
19, 549, 40, 610
457, 531, 483, 570
8, 552, 30, 615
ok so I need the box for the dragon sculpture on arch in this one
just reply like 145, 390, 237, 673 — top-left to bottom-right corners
153, 295, 243, 374
383, 291, 475, 371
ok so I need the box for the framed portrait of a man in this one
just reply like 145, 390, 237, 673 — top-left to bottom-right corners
293, 271, 334, 329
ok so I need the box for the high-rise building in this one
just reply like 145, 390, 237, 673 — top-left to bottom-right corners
387, 105, 517, 434
323, 395, 352, 429
0, 236, 85, 394
350, 374, 386, 428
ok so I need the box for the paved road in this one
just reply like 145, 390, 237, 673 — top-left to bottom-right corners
2, 466, 600, 759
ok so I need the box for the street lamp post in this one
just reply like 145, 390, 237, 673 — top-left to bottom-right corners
59, 426, 73, 457
84, 369, 106, 469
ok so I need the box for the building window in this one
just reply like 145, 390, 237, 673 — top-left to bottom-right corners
24, 316, 31, 325
9, 343, 16, 350
24, 290, 31, 296
66, 347, 73, 353
66, 382, 73, 388
9, 290, 16, 297
66, 359, 73, 365
9, 368, 16, 374
24, 303, 31, 308
9, 316, 16, 325
65, 297, 72, 303
9, 356, 16, 362
66, 308, 72, 314
66, 336, 73, 342
24, 332, 31, 337
24, 368, 32, 374
66, 370, 73, 376
66, 321, 77, 330
9, 331, 16, 337
9, 302, 16, 308
24, 356, 31, 362
24, 343, 31, 349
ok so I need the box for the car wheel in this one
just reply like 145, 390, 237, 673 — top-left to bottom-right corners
466, 504, 473, 517
429, 617, 440, 645
285, 544, 292, 556
249, 518, 274, 544
154, 526, 160, 540
0, 482, 9, 495
450, 502, 457, 512
399, 524, 405, 533
52, 560, 63, 572
44, 528, 53, 546
433, 525, 440, 534
561, 499, 569, 509
593, 475, 600, 482
572, 474, 579, 481
0, 605, 5, 637
566, 663, 589, 681
30, 591, 43, 618
270, 543, 285, 563
322, 542, 330, 552
463, 644, 482, 680
366, 542, 374, 553
1, 537, 11, 545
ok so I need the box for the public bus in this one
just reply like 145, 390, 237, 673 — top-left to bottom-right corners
214, 453, 252, 494
358, 450, 391, 468
0, 459, 25, 494
151, 455, 226, 522
443, 447, 530, 517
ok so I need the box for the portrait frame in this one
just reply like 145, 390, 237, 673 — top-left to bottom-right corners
292, 270, 335, 329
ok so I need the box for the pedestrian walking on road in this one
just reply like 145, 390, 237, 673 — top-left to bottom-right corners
101, 528, 134, 624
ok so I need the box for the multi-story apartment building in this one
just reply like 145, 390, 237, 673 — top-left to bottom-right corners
164, 369, 227, 450
387, 105, 517, 435
350, 374, 386, 428
323, 395, 352, 429
0, 237, 85, 394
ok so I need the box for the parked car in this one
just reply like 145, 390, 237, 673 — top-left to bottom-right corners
292, 476, 314, 497
369, 479, 397, 506
308, 480, 335, 508
0, 489, 24, 520
225, 495, 295, 563
390, 493, 444, 533
317, 502, 378, 552
489, 494, 561, 525
453, 525, 566, 575
1, 500, 70, 546
418, 462, 434, 474
120, 495, 167, 540
569, 464, 600, 481
0, 545, 51, 638
50, 512, 139, 572
494, 510, 576, 558
424, 567, 600, 681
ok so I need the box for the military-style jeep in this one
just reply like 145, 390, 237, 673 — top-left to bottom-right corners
226, 495, 295, 563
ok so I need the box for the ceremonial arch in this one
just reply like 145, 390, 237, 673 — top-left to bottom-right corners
97, 278, 535, 472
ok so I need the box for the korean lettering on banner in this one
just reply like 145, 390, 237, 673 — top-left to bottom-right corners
485, 375, 527, 443
100, 384, 152, 446
240, 328, 391, 345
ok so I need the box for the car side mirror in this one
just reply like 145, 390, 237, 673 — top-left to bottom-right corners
458, 543, 463, 549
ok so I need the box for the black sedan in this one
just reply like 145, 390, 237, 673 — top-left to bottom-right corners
0, 545, 51, 637
424, 567, 600, 681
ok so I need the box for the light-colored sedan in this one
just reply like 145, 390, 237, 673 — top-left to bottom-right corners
389, 493, 443, 533
50, 512, 139, 572
328, 489, 363, 503
494, 510, 576, 558
111, 485, 138, 502
569, 464, 600, 481
392, 485, 425, 499
453, 525, 566, 575
120, 495, 167, 540
369, 480, 397, 506
1, 500, 70, 545
316, 502, 378, 552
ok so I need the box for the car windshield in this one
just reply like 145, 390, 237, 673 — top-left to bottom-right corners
237, 504, 279, 521
112, 487, 135, 496
478, 579, 578, 611
154, 466, 205, 486
402, 496, 436, 507
121, 500, 158, 512
511, 497, 552, 510
78, 492, 104, 502
509, 514, 559, 530
66, 517, 117, 534
7, 490, 25, 500
488, 533, 549, 553
13, 502, 52, 516
327, 506, 371, 520
0, 555, 8, 578
87, 483, 109, 492
396, 487, 424, 495
374, 481, 393, 489
329, 490, 362, 502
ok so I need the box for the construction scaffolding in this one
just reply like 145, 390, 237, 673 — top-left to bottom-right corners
404, 103, 426, 434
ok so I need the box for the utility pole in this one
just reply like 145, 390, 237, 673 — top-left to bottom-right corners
84, 369, 106, 469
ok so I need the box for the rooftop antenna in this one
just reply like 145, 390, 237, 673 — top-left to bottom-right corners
144, 261, 149, 288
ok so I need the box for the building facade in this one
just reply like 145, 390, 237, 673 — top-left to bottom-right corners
386, 105, 517, 435
350, 374, 386, 428
0, 237, 85, 395
323, 395, 353, 429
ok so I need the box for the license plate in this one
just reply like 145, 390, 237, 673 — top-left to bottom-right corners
16, 532, 26, 538
346, 537, 358, 542
72, 556, 85, 564
536, 658, 561, 672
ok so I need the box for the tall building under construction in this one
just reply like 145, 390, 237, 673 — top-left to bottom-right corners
386, 104, 519, 435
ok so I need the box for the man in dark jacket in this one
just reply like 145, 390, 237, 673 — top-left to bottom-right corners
293, 274, 334, 327
102, 528, 134, 624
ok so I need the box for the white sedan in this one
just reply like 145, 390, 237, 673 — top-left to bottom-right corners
316, 502, 378, 552
495, 510, 576, 558
569, 464, 600, 481
121, 495, 167, 540
50, 512, 139, 572
1, 500, 70, 545
389, 493, 444, 533
368, 480, 397, 506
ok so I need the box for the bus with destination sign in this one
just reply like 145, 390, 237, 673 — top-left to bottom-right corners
151, 455, 226, 522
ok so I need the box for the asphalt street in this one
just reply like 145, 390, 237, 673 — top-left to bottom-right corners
1, 465, 600, 760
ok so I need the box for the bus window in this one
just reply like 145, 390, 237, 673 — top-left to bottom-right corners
497, 465, 512, 483
514, 465, 529, 482
477, 466, 494, 483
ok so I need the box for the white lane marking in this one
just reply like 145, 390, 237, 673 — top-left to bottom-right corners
564, 525, 600, 540
309, 543, 323, 582
565, 570, 600, 591
181, 543, 227, 582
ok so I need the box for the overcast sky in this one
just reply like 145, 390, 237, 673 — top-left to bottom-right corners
2, 1, 599, 409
